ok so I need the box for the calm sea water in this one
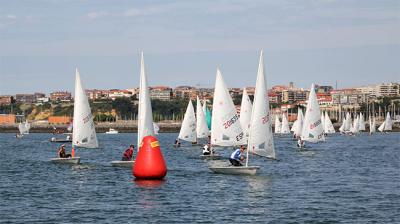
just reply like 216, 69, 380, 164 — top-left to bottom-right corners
0, 133, 399, 223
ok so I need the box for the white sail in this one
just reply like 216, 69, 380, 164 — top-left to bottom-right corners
359, 113, 366, 131
351, 115, 360, 134
137, 52, 155, 147
292, 108, 304, 137
321, 113, 325, 133
202, 100, 207, 114
239, 88, 253, 137
178, 100, 197, 142
301, 83, 325, 143
369, 116, 376, 133
248, 50, 275, 159
344, 112, 352, 132
378, 121, 385, 132
324, 111, 335, 134
196, 96, 209, 139
72, 68, 98, 148
280, 114, 290, 134
274, 115, 281, 134
153, 122, 160, 135
339, 121, 345, 133
384, 112, 392, 131
18, 123, 26, 135
24, 121, 30, 134
211, 68, 246, 146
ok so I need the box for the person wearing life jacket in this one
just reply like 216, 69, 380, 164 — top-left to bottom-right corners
229, 145, 246, 166
297, 138, 305, 148
58, 144, 71, 158
122, 144, 134, 161
202, 143, 211, 155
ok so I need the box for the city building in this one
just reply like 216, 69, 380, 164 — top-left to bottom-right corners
15, 94, 36, 103
376, 83, 399, 97
150, 86, 173, 101
108, 89, 133, 100
86, 89, 110, 100
50, 91, 72, 102
0, 114, 16, 124
0, 95, 14, 105
174, 86, 197, 99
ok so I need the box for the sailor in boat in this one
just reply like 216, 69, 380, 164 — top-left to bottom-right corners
202, 143, 211, 155
297, 138, 305, 148
122, 144, 134, 161
229, 145, 246, 166
174, 139, 181, 147
58, 144, 71, 158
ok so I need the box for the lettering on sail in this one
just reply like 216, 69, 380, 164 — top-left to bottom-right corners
83, 113, 92, 124
223, 114, 240, 129
262, 114, 270, 124
309, 119, 321, 129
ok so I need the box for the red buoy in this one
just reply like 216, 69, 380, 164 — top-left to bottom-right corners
133, 135, 167, 179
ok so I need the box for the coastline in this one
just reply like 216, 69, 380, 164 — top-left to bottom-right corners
1, 121, 399, 133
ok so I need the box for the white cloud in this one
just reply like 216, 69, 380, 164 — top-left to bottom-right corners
86, 11, 109, 19
6, 14, 17, 20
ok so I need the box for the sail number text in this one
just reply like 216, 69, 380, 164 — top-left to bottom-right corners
223, 114, 240, 129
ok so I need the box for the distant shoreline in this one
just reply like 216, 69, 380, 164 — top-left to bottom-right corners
1, 122, 399, 133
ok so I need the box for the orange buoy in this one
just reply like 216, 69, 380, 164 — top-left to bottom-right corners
71, 147, 75, 157
133, 135, 167, 180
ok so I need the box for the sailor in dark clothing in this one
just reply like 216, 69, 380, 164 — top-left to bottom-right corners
122, 144, 134, 161
58, 144, 71, 158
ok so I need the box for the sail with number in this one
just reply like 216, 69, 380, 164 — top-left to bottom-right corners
248, 50, 275, 159
178, 100, 197, 142
301, 83, 325, 143
72, 68, 98, 148
137, 52, 155, 147
239, 88, 253, 137
211, 69, 246, 146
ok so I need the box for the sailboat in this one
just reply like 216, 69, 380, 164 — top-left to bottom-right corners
210, 50, 275, 175
280, 114, 290, 134
177, 100, 197, 144
51, 68, 99, 164
351, 114, 360, 134
208, 68, 250, 174
358, 113, 366, 131
378, 112, 392, 133
300, 83, 325, 145
291, 108, 304, 138
112, 52, 155, 167
239, 88, 252, 138
204, 102, 212, 130
196, 96, 210, 141
274, 115, 281, 134
324, 111, 336, 134
369, 116, 376, 134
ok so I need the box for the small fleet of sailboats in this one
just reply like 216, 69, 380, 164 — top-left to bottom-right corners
41, 50, 396, 175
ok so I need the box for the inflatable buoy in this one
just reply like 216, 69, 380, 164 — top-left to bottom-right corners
133, 136, 167, 179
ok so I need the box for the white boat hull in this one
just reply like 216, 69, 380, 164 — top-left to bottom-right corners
200, 154, 222, 160
111, 160, 135, 167
209, 166, 260, 175
50, 157, 80, 164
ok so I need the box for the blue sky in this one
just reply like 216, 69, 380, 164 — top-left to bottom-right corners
0, 0, 399, 94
